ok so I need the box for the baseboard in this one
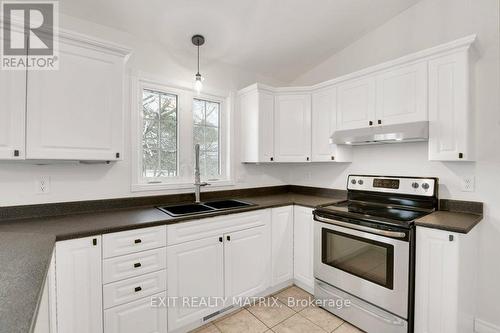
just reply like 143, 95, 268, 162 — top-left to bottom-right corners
475, 318, 500, 333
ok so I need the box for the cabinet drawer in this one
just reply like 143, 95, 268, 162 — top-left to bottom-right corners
103, 226, 166, 258
103, 270, 166, 309
103, 248, 166, 284
104, 292, 167, 333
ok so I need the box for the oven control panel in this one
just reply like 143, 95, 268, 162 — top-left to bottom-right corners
347, 175, 436, 196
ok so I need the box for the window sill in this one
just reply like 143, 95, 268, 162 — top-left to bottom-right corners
131, 180, 235, 193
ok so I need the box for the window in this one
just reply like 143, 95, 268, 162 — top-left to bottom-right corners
133, 78, 230, 191
142, 89, 178, 178
193, 98, 221, 179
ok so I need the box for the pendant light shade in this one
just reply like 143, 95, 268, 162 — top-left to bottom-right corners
192, 35, 205, 94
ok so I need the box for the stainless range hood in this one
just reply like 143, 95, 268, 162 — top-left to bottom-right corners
331, 121, 429, 146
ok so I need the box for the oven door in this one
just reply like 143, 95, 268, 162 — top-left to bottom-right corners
314, 219, 409, 319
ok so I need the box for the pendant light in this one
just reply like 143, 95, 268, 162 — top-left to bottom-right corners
192, 34, 205, 94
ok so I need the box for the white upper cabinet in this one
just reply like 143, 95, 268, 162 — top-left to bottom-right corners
428, 51, 473, 161
274, 93, 311, 162
311, 87, 352, 162
375, 62, 428, 125
25, 34, 130, 161
336, 77, 376, 130
239, 86, 275, 163
0, 70, 26, 159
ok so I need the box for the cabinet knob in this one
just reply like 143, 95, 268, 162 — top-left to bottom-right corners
134, 262, 141, 268
92, 238, 97, 246
449, 235, 454, 242
134, 286, 142, 292
219, 236, 223, 242
331, 156, 335, 161
116, 152, 120, 159
378, 119, 382, 125
458, 153, 463, 159
369, 121, 373, 126
13, 150, 20, 157
134, 239, 142, 244
226, 235, 231, 241
306, 157, 310, 161
270, 157, 274, 162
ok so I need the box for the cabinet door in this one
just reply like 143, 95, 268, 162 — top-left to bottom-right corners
293, 206, 314, 293
414, 227, 459, 333
311, 88, 352, 162
225, 224, 271, 298
375, 62, 428, 125
0, 70, 26, 159
26, 40, 126, 161
428, 52, 472, 161
167, 236, 224, 331
56, 236, 103, 333
337, 77, 376, 130
274, 94, 311, 162
104, 292, 167, 333
271, 206, 293, 286
259, 91, 275, 162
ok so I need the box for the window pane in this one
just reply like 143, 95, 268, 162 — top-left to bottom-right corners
193, 99, 221, 178
142, 89, 178, 179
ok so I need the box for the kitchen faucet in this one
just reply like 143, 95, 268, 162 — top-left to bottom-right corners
194, 144, 209, 203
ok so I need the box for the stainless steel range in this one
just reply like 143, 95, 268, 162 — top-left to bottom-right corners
313, 175, 438, 333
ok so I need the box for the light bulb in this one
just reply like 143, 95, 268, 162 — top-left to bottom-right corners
194, 73, 203, 94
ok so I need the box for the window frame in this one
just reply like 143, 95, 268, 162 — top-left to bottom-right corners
131, 76, 232, 192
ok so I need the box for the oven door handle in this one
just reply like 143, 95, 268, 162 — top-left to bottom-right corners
314, 215, 407, 239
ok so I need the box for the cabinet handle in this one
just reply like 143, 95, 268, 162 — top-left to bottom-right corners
226, 235, 231, 241
458, 153, 463, 159
331, 156, 335, 161
92, 238, 97, 246
378, 119, 382, 125
13, 150, 20, 157
270, 157, 274, 162
369, 121, 373, 126
306, 157, 310, 161
134, 239, 142, 244
116, 152, 120, 159
134, 286, 142, 292
219, 236, 223, 242
449, 235, 454, 242
134, 262, 141, 268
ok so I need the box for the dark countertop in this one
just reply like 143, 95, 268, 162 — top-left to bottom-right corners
415, 210, 483, 234
0, 232, 55, 333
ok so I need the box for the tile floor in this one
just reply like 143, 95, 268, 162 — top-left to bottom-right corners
189, 286, 365, 333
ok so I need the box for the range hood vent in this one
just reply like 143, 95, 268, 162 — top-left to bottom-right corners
331, 121, 429, 146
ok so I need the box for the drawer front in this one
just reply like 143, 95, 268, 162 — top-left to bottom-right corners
103, 225, 166, 258
103, 270, 166, 309
103, 248, 166, 284
167, 209, 271, 245
104, 292, 167, 333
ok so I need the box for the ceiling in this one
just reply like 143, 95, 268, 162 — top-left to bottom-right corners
60, 0, 421, 83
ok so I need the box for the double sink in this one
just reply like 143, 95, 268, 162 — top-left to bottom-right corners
157, 199, 254, 217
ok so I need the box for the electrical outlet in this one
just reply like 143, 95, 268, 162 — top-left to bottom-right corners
461, 175, 475, 192
37, 176, 50, 194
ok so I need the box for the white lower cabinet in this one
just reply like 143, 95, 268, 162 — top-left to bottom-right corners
55, 236, 103, 333
225, 224, 271, 298
414, 226, 478, 333
293, 206, 314, 293
167, 209, 271, 331
104, 291, 167, 333
167, 236, 225, 331
271, 206, 294, 286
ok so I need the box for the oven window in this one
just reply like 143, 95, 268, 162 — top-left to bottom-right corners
322, 228, 394, 289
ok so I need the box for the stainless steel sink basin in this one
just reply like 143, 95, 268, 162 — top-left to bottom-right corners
204, 199, 253, 210
157, 199, 253, 217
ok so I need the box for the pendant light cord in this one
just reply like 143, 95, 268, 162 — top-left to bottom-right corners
197, 44, 200, 75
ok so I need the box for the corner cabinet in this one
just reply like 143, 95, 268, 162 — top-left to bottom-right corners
428, 50, 473, 161
55, 236, 103, 333
311, 87, 352, 162
414, 226, 478, 333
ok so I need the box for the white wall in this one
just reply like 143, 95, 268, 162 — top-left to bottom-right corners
0, 14, 291, 206
291, 0, 500, 329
